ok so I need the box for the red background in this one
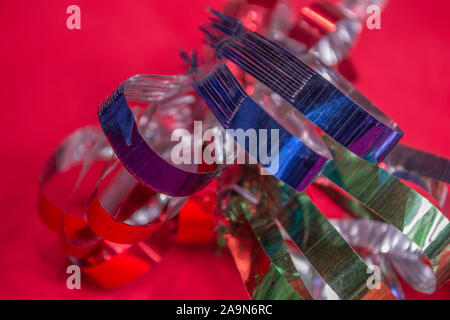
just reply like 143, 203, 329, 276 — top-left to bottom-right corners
0, 0, 449, 299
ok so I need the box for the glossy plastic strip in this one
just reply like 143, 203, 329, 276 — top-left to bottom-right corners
321, 136, 450, 287
200, 10, 403, 162
192, 63, 329, 192
38, 126, 177, 287
98, 75, 222, 196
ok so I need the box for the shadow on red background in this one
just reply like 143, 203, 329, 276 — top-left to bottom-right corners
0, 0, 448, 299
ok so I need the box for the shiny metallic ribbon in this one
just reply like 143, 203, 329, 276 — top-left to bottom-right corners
221, 165, 447, 299
269, 216, 435, 300
40, 69, 230, 285
38, 126, 177, 287
192, 63, 329, 192
225, 217, 305, 300
331, 219, 437, 298
321, 137, 450, 288
384, 145, 450, 209
288, 50, 449, 213
38, 126, 110, 234
38, 4, 449, 296
193, 61, 449, 289
201, 9, 403, 163
219, 164, 396, 299
193, 11, 450, 292
277, 40, 449, 216
98, 74, 222, 197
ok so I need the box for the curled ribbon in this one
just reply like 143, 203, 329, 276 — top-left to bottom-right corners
192, 10, 449, 297
38, 3, 449, 298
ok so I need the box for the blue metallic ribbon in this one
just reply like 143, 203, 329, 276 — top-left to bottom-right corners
200, 10, 403, 163
192, 63, 329, 192
98, 76, 221, 197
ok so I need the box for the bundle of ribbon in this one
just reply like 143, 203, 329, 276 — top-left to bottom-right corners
38, 0, 449, 298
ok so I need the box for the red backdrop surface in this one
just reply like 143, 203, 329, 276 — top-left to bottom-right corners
0, 0, 448, 299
